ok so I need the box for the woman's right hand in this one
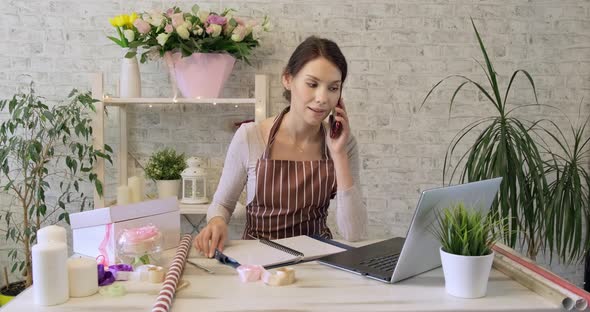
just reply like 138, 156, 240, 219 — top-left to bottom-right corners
193, 216, 228, 258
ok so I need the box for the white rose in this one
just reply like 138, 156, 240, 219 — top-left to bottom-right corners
156, 33, 171, 46
197, 10, 209, 23
123, 29, 135, 42
209, 24, 222, 37
176, 25, 190, 40
252, 25, 263, 40
231, 25, 247, 42
193, 25, 204, 35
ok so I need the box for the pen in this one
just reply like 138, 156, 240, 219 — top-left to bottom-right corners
187, 260, 215, 274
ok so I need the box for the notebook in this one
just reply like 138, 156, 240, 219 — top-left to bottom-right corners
214, 235, 347, 268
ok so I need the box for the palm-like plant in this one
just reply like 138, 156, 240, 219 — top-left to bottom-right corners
421, 19, 549, 260
538, 114, 590, 264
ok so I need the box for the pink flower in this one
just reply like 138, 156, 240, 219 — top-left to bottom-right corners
206, 14, 227, 25
171, 13, 185, 28
133, 18, 151, 34
165, 8, 174, 17
165, 24, 173, 33
234, 17, 245, 26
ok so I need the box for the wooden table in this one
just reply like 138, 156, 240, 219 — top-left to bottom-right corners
1, 241, 561, 312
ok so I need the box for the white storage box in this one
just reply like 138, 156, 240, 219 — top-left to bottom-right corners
70, 197, 180, 266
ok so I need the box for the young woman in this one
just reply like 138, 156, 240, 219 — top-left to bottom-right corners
194, 36, 367, 257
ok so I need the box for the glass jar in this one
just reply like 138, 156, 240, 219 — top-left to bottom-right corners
116, 224, 163, 268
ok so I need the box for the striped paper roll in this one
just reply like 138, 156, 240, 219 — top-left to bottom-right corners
493, 243, 589, 311
152, 234, 193, 312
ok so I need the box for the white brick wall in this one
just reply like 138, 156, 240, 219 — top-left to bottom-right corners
1, 0, 589, 287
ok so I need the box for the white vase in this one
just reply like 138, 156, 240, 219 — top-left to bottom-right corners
156, 180, 181, 199
440, 247, 494, 298
119, 49, 141, 98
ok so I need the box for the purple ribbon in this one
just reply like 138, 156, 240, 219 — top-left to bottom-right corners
109, 264, 133, 280
98, 264, 115, 286
98, 264, 134, 286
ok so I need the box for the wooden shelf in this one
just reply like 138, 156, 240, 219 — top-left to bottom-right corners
90, 73, 270, 209
103, 97, 257, 106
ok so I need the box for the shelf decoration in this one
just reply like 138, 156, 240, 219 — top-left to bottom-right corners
181, 157, 208, 204
130, 5, 270, 97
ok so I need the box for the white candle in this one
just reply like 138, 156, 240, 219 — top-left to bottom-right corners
67, 257, 98, 297
117, 185, 131, 205
33, 241, 69, 305
128, 176, 144, 203
37, 225, 67, 244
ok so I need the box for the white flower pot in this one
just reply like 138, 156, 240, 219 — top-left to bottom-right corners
156, 180, 181, 199
440, 247, 494, 298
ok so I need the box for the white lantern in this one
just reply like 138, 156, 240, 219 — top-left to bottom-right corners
181, 157, 208, 204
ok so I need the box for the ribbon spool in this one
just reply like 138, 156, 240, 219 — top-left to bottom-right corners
262, 267, 296, 286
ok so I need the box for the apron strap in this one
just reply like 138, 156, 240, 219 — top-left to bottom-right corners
263, 106, 290, 159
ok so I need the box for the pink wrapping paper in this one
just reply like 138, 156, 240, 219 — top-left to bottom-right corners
151, 234, 192, 312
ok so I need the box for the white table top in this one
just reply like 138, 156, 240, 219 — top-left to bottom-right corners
1, 241, 561, 312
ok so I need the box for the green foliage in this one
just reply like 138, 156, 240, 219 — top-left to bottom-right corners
432, 202, 506, 257
144, 148, 187, 180
421, 18, 590, 263
0, 82, 113, 286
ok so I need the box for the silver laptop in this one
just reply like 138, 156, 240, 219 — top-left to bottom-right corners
318, 177, 502, 283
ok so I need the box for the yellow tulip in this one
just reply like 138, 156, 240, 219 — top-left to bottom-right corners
108, 17, 117, 27
121, 14, 130, 27
113, 15, 125, 27
129, 12, 138, 25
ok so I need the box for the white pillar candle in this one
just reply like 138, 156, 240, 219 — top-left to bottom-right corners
128, 176, 144, 203
117, 185, 131, 205
33, 241, 69, 306
67, 257, 98, 297
37, 225, 67, 244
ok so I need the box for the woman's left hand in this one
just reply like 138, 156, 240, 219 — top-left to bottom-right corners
325, 98, 350, 157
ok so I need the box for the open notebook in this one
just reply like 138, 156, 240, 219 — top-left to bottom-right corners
213, 235, 347, 268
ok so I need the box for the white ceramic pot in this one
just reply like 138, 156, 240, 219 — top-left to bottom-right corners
440, 247, 494, 298
156, 180, 181, 199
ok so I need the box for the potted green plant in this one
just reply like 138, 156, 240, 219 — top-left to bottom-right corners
144, 148, 187, 199
122, 5, 271, 98
421, 18, 590, 267
432, 202, 505, 298
0, 83, 112, 300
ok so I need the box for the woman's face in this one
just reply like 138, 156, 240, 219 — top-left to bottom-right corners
283, 57, 342, 126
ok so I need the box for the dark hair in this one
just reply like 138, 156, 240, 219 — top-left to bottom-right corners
282, 36, 348, 102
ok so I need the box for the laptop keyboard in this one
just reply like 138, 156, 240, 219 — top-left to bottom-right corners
360, 253, 400, 272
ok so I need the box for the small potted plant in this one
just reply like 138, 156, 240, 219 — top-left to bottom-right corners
144, 148, 187, 199
431, 202, 505, 298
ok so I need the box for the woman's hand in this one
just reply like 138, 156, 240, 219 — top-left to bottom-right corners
326, 98, 350, 157
193, 216, 228, 258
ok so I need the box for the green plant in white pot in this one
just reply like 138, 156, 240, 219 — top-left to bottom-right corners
144, 148, 187, 199
432, 202, 506, 298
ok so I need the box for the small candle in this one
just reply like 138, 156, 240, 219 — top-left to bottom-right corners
128, 176, 144, 203
67, 257, 98, 297
117, 185, 131, 205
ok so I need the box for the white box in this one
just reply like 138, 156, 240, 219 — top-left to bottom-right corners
70, 197, 180, 265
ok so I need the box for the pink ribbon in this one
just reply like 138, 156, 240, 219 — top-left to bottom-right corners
98, 223, 113, 266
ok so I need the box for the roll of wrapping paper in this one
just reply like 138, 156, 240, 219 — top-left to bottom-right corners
492, 243, 589, 311
152, 234, 192, 312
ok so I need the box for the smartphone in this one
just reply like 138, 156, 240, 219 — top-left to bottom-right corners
329, 97, 343, 139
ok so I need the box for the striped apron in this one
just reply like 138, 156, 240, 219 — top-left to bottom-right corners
243, 107, 337, 240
